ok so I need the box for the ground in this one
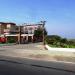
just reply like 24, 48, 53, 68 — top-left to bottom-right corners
0, 42, 75, 62
0, 56, 75, 75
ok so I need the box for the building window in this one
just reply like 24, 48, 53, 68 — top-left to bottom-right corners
7, 24, 11, 28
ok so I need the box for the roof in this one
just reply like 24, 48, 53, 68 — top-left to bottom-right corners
22, 24, 43, 27
0, 22, 16, 25
0, 22, 5, 24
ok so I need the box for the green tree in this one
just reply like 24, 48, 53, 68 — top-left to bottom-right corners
34, 28, 47, 37
60, 38, 67, 43
47, 35, 62, 42
7, 36, 16, 43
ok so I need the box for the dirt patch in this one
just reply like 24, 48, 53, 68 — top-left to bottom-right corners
29, 54, 49, 58
28, 54, 75, 62
54, 55, 75, 62
28, 54, 55, 60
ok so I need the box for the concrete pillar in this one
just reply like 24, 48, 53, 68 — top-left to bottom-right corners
18, 34, 21, 44
22, 36, 25, 44
32, 36, 34, 42
21, 36, 23, 44
26, 35, 28, 43
6, 36, 8, 43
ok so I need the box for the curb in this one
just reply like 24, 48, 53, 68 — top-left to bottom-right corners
45, 44, 75, 52
0, 43, 17, 47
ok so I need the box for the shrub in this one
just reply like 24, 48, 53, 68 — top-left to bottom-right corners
48, 35, 62, 42
60, 38, 67, 43
7, 36, 16, 43
45, 35, 75, 48
68, 40, 75, 45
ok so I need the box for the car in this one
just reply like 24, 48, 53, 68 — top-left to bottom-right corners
0, 37, 6, 43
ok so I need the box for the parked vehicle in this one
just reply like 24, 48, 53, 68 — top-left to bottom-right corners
0, 37, 6, 43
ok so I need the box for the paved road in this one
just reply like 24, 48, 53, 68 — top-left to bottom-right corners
0, 43, 46, 59
0, 42, 44, 50
0, 56, 75, 75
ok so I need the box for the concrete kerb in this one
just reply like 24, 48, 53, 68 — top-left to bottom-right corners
0, 43, 17, 47
45, 44, 75, 52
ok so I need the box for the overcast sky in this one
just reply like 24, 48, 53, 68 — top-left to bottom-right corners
0, 0, 75, 38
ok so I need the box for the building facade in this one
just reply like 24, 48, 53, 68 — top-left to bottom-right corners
0, 22, 44, 43
0, 22, 16, 35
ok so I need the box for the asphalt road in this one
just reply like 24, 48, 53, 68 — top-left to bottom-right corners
0, 56, 75, 75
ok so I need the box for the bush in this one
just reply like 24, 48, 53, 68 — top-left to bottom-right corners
68, 40, 75, 45
45, 35, 75, 48
8, 39, 16, 43
60, 38, 67, 43
48, 35, 62, 42
7, 37, 16, 43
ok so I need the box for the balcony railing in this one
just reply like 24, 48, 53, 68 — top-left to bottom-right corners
4, 29, 34, 34
4, 29, 19, 34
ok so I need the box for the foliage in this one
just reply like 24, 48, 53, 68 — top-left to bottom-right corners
34, 29, 43, 37
34, 28, 47, 37
7, 36, 16, 43
45, 35, 62, 44
47, 35, 62, 41
60, 38, 67, 43
45, 35, 75, 48
68, 40, 75, 45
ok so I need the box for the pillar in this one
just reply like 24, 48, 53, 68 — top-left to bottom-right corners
32, 36, 34, 42
26, 35, 28, 43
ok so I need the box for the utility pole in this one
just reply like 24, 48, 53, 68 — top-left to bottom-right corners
18, 26, 21, 44
40, 21, 46, 45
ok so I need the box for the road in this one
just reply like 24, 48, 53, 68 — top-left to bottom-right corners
0, 56, 75, 75
0, 42, 44, 50
0, 43, 75, 75
0, 43, 46, 59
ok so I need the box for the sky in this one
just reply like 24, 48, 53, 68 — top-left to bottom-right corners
0, 0, 75, 38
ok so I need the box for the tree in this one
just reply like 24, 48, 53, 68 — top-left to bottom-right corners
45, 35, 62, 45
34, 29, 43, 37
60, 38, 67, 43
47, 35, 62, 42
34, 28, 47, 37
68, 40, 75, 45
34, 28, 47, 42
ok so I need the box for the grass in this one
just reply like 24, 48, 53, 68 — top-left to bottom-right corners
45, 35, 75, 48
0, 43, 16, 47
48, 44, 75, 48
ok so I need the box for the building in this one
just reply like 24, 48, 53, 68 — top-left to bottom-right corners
0, 22, 16, 35
0, 22, 44, 43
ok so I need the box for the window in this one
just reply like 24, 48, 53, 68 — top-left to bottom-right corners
7, 24, 11, 28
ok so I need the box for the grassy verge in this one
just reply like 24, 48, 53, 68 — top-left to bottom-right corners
48, 44, 75, 48
45, 35, 75, 48
0, 43, 16, 47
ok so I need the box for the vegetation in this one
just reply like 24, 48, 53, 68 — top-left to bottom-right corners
7, 36, 16, 43
34, 28, 47, 42
45, 35, 75, 48
34, 28, 47, 37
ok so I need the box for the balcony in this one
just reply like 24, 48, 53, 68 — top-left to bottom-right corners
4, 29, 19, 34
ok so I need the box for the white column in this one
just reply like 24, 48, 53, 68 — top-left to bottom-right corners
26, 35, 28, 42
32, 35, 34, 42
